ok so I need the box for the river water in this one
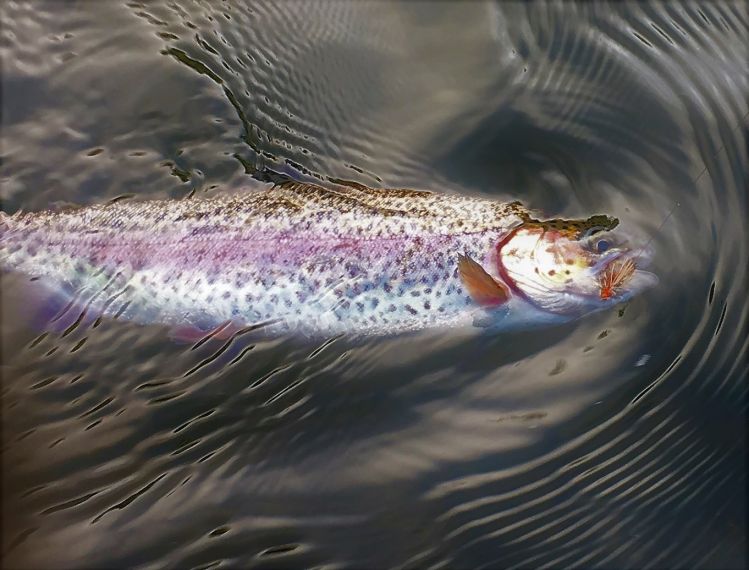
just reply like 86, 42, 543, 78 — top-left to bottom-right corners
1, 2, 746, 568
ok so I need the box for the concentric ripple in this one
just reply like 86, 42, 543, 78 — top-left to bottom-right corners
1, 1, 746, 568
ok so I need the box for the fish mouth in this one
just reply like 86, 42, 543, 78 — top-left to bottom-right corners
596, 246, 657, 301
598, 257, 637, 299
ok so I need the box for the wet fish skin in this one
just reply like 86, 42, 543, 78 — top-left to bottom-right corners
0, 182, 530, 337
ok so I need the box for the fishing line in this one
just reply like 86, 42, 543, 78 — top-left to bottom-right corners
635, 109, 748, 257
635, 200, 680, 258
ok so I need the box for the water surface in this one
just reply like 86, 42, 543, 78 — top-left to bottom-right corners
1, 2, 747, 568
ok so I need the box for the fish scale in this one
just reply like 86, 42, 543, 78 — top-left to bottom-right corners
1, 182, 529, 337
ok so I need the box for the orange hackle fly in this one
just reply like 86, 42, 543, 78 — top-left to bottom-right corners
598, 258, 636, 300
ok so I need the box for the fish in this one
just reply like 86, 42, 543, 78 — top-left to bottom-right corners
0, 181, 657, 339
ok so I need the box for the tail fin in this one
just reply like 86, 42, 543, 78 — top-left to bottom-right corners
0, 210, 21, 241
1, 211, 20, 270
0, 210, 13, 229
0, 211, 9, 242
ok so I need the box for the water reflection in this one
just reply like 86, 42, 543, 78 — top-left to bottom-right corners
1, 1, 746, 568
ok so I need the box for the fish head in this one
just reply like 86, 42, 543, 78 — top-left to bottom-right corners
497, 214, 657, 316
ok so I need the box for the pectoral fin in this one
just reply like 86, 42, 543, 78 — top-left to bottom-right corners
457, 253, 509, 307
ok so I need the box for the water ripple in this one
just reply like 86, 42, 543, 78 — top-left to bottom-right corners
1, 1, 746, 568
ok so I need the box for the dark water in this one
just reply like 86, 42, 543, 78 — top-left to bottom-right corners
1, 2, 747, 568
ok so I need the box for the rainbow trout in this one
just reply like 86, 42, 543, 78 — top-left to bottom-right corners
0, 182, 656, 339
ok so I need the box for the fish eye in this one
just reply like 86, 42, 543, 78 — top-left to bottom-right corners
596, 239, 610, 253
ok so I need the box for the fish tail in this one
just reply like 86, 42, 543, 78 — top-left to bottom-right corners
0, 210, 20, 237
0, 211, 10, 247
0, 210, 23, 270
0, 210, 9, 234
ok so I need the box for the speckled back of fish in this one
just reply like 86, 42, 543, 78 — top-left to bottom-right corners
0, 182, 530, 337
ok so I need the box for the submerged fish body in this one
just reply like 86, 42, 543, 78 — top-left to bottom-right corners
0, 182, 656, 338
1, 183, 528, 337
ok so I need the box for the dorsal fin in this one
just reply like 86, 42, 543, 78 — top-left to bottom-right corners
267, 181, 419, 217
